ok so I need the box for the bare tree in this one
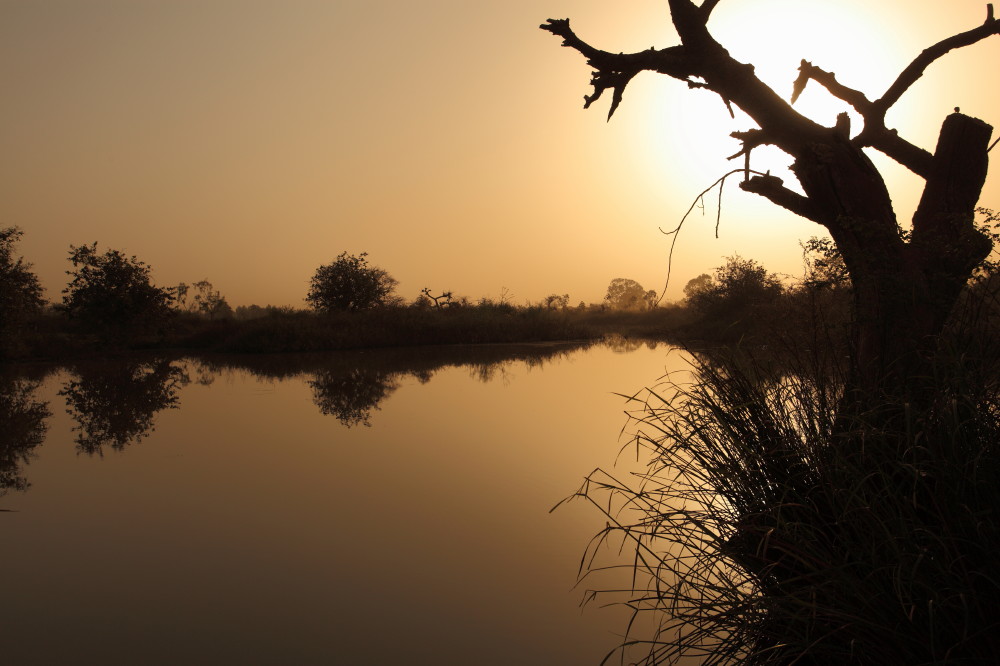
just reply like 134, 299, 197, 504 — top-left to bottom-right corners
541, 3, 999, 396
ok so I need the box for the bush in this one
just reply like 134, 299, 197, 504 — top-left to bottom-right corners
306, 252, 398, 312
683, 255, 783, 339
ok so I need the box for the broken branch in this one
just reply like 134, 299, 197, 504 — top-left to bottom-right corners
876, 6, 1000, 114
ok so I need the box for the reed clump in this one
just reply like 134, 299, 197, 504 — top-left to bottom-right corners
570, 333, 1000, 664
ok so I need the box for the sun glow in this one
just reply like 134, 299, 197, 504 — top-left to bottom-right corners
628, 0, 909, 195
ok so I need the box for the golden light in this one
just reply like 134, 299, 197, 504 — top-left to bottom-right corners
627, 0, 910, 190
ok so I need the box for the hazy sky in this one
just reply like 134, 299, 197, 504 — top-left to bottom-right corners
3, 0, 998, 307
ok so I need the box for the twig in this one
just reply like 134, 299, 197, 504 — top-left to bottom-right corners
656, 168, 770, 305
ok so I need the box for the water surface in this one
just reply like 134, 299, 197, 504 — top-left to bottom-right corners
1, 341, 687, 665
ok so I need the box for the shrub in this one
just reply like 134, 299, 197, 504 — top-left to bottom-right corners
306, 252, 398, 312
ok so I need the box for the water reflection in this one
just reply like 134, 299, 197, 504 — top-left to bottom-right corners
310, 367, 401, 427
0, 373, 50, 496
59, 358, 189, 455
196, 342, 592, 427
5, 342, 596, 492
1, 339, 674, 665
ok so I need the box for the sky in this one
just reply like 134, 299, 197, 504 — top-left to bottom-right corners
3, 0, 999, 308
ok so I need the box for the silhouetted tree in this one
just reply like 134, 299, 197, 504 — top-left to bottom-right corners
544, 6, 1000, 663
605, 278, 653, 310
541, 4, 999, 397
421, 287, 454, 309
61, 243, 175, 343
682, 274, 712, 301
60, 359, 188, 455
176, 279, 233, 320
0, 227, 45, 356
689, 255, 782, 312
543, 293, 570, 310
306, 252, 398, 312
0, 376, 50, 497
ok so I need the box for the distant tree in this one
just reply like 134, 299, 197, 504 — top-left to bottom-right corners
604, 278, 651, 310
683, 274, 713, 301
176, 279, 233, 319
543, 293, 570, 310
421, 288, 454, 309
0, 227, 45, 355
61, 243, 175, 342
306, 252, 398, 312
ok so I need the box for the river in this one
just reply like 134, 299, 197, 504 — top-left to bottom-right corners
0, 340, 690, 665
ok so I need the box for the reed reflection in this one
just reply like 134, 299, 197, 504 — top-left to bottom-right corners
60, 359, 189, 455
0, 374, 50, 496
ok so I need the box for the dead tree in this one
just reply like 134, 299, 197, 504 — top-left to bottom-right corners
541, 2, 999, 398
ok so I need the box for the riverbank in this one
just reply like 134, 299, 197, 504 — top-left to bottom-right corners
4, 304, 693, 361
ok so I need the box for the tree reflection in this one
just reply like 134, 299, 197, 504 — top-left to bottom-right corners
194, 341, 599, 428
0, 376, 50, 496
60, 359, 188, 455
309, 367, 401, 428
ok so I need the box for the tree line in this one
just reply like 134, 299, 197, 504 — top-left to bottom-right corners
0, 230, 675, 357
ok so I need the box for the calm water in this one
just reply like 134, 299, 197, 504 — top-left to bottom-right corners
1, 341, 689, 665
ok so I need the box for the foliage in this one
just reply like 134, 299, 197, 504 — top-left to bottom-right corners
974, 207, 1000, 280
685, 255, 783, 325
0, 227, 45, 355
682, 273, 712, 301
306, 252, 398, 312
800, 209, 1000, 291
61, 243, 175, 343
176, 279, 233, 319
800, 237, 850, 289
605, 278, 656, 311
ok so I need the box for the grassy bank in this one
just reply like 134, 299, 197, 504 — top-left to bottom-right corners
567, 285, 1000, 664
5, 303, 697, 360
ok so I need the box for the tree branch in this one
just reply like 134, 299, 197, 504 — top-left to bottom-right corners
700, 0, 724, 21
875, 5, 1000, 114
540, 19, 695, 119
857, 128, 934, 177
791, 60, 872, 112
739, 174, 827, 225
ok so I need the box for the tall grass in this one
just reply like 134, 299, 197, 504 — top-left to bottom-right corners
568, 318, 1000, 664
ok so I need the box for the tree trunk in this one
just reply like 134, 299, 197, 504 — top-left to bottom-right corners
789, 114, 993, 400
